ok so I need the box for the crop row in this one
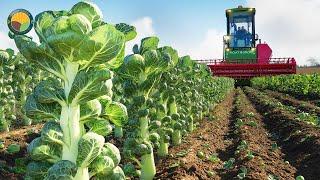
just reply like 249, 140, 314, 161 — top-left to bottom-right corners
244, 87, 320, 179
0, 1, 234, 180
251, 74, 320, 101
233, 88, 297, 179
264, 90, 320, 117
0, 49, 44, 131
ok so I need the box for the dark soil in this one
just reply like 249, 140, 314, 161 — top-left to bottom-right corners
244, 87, 320, 180
155, 91, 236, 180
0, 124, 42, 180
234, 88, 296, 179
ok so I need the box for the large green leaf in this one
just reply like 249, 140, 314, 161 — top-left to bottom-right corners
25, 161, 52, 180
34, 11, 56, 42
103, 102, 128, 127
34, 78, 65, 104
90, 155, 115, 177
68, 68, 112, 104
80, 24, 125, 69
25, 94, 60, 121
45, 160, 77, 180
46, 16, 91, 64
76, 132, 104, 168
14, 36, 65, 79
85, 119, 113, 137
80, 99, 102, 122
140, 37, 159, 55
27, 137, 61, 163
115, 23, 137, 42
100, 143, 121, 166
70, 1, 103, 28
144, 50, 170, 74
41, 121, 64, 146
157, 46, 179, 67
120, 54, 145, 80
104, 44, 125, 70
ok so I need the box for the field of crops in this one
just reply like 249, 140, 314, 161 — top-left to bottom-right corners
1, 1, 320, 180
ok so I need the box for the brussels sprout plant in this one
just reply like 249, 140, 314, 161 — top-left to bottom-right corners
12, 1, 136, 180
118, 36, 178, 180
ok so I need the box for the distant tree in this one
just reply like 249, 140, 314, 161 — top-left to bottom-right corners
307, 57, 320, 67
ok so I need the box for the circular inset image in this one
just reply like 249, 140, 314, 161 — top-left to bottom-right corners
7, 9, 33, 35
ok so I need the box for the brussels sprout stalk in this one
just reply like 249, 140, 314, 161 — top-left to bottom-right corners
74, 167, 89, 180
158, 140, 169, 157
140, 150, 156, 180
60, 62, 81, 163
60, 104, 81, 163
188, 116, 193, 132
169, 98, 181, 145
172, 130, 181, 145
139, 116, 149, 140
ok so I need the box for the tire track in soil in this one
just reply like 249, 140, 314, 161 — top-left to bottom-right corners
155, 91, 236, 180
244, 87, 320, 180
235, 88, 296, 179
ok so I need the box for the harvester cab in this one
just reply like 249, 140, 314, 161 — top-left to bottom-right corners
224, 6, 257, 63
197, 6, 297, 79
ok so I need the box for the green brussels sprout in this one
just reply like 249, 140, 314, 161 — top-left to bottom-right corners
97, 166, 125, 180
171, 113, 180, 120
123, 163, 140, 177
150, 120, 161, 129
133, 95, 146, 106
149, 132, 160, 143
135, 143, 151, 156
164, 128, 174, 135
174, 122, 183, 130
138, 109, 149, 117
161, 116, 172, 123
296, 176, 305, 180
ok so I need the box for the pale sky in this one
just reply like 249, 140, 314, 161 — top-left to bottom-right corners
0, 0, 319, 65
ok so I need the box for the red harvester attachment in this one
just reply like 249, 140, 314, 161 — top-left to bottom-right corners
196, 57, 296, 79
197, 6, 297, 79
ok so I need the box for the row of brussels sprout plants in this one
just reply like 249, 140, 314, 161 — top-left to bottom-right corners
4, 1, 234, 180
0, 48, 44, 132
251, 74, 320, 99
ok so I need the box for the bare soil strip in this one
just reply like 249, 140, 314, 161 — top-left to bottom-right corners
234, 88, 296, 179
156, 91, 236, 180
244, 87, 320, 180
0, 124, 42, 180
264, 89, 320, 116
